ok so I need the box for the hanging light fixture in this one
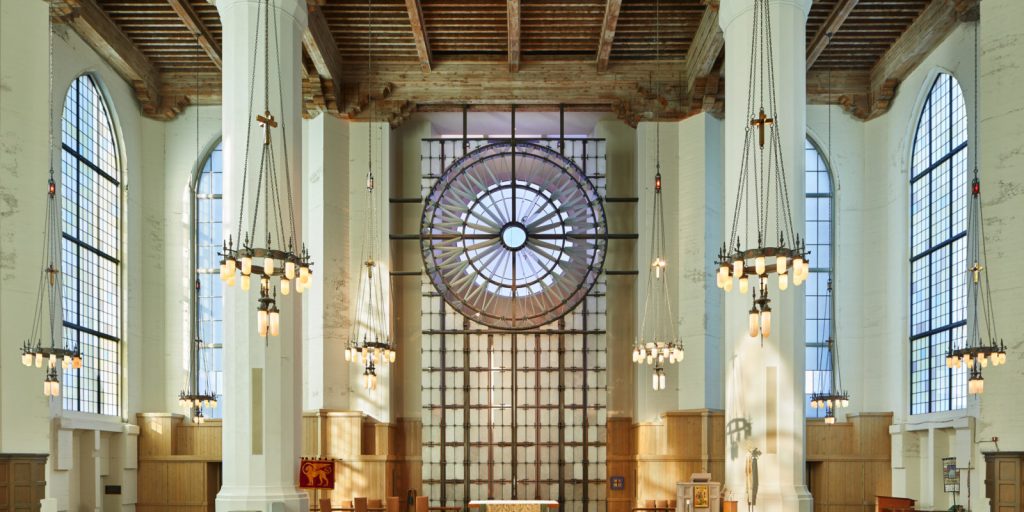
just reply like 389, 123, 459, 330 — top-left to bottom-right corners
715, 0, 807, 339
945, 21, 1009, 392
178, 278, 219, 420
219, 0, 312, 336
345, 0, 396, 374
20, 19, 83, 396
809, 280, 850, 418
177, 35, 218, 422
632, 0, 683, 378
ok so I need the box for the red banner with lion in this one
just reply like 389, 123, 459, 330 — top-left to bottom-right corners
299, 458, 335, 489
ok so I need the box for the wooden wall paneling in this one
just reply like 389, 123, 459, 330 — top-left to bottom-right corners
0, 455, 47, 512
137, 461, 168, 506
137, 413, 182, 458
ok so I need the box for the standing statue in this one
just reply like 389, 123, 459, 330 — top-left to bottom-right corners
745, 447, 761, 510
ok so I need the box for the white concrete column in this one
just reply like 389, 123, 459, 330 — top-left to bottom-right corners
719, 0, 812, 510
214, 0, 308, 511
302, 115, 351, 411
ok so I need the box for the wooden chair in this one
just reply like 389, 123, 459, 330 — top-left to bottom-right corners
355, 497, 369, 512
319, 498, 333, 512
386, 497, 401, 512
415, 496, 430, 512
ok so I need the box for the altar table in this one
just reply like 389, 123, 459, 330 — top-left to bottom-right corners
467, 501, 559, 512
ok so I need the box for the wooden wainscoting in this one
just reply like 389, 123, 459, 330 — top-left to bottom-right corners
632, 410, 726, 507
806, 412, 893, 512
300, 411, 421, 506
137, 413, 222, 512
0, 453, 47, 512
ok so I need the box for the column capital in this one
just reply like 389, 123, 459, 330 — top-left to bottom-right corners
211, 0, 308, 28
718, 0, 812, 34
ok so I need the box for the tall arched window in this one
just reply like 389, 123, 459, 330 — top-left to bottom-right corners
910, 73, 969, 414
804, 138, 833, 419
194, 142, 224, 418
61, 75, 121, 415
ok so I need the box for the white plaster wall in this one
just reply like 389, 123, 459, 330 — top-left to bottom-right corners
153, 106, 223, 415
1, 12, 157, 511
806, 104, 865, 422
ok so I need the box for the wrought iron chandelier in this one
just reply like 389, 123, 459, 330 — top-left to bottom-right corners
634, 0, 682, 385
633, 170, 684, 369
20, 21, 82, 397
810, 280, 850, 424
344, 133, 397, 384
715, 0, 807, 339
945, 21, 1008, 394
177, 281, 218, 424
344, 0, 394, 390
218, 0, 312, 336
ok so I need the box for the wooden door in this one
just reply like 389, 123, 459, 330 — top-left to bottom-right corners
988, 455, 1021, 512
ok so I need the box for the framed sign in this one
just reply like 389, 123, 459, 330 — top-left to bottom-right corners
942, 457, 960, 493
299, 458, 335, 489
610, 476, 625, 491
694, 485, 710, 507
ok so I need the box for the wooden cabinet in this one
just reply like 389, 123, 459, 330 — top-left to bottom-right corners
0, 454, 47, 512
986, 452, 1024, 512
137, 460, 220, 512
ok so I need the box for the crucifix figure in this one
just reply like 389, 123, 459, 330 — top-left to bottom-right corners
970, 261, 984, 284
750, 108, 774, 148
256, 110, 277, 145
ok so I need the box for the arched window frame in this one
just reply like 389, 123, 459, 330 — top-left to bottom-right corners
191, 140, 225, 418
60, 74, 122, 416
804, 136, 835, 419
909, 73, 969, 415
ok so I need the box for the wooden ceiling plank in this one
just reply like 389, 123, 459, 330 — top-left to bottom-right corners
867, 0, 978, 117
682, 0, 722, 113
303, 2, 344, 115
507, 0, 521, 72
595, 0, 622, 72
51, 0, 178, 118
166, 0, 222, 69
806, 0, 859, 71
404, 0, 433, 72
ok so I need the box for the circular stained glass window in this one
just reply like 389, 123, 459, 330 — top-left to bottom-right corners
421, 142, 607, 330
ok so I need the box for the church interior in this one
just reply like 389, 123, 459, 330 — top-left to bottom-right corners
1, 0, 1023, 511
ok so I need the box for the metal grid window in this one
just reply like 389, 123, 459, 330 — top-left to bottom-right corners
804, 138, 833, 419
420, 137, 608, 512
910, 73, 969, 415
60, 75, 121, 416
195, 142, 224, 418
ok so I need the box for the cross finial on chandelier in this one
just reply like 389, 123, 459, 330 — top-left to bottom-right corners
750, 109, 774, 148
256, 110, 277, 144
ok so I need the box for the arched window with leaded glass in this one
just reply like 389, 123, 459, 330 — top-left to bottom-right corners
804, 137, 834, 419
909, 73, 969, 414
193, 142, 224, 418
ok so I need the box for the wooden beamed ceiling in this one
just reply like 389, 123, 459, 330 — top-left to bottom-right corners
51, 0, 979, 124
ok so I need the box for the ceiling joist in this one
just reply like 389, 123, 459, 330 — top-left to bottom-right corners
507, 0, 521, 72
866, 0, 979, 118
683, 0, 723, 115
404, 0, 433, 72
166, 0, 221, 69
806, 0, 859, 71
595, 0, 623, 72
303, 3, 343, 114
50, 0, 182, 119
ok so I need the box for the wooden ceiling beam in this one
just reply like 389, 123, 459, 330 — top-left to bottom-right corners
507, 0, 520, 72
806, 0, 859, 71
166, 0, 221, 69
404, 0, 433, 72
595, 0, 622, 72
682, 0, 722, 115
867, 0, 978, 118
50, 0, 179, 119
303, 2, 343, 116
